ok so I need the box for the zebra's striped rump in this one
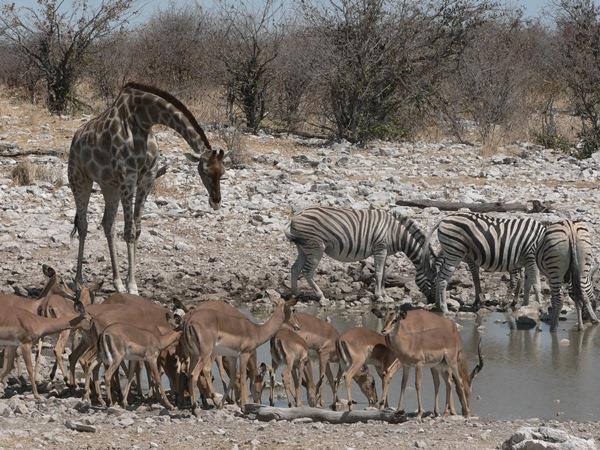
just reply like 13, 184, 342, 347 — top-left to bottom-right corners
285, 206, 436, 302
537, 219, 599, 331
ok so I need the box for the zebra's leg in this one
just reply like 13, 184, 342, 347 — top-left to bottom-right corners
373, 248, 388, 301
301, 244, 327, 302
522, 256, 539, 307
466, 258, 481, 308
509, 269, 523, 307
549, 280, 563, 332
290, 247, 306, 298
580, 280, 599, 325
436, 259, 459, 314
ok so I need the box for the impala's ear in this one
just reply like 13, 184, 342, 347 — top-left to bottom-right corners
398, 310, 408, 320
74, 300, 85, 315
184, 152, 202, 163
43, 264, 56, 279
217, 149, 225, 161
286, 298, 298, 307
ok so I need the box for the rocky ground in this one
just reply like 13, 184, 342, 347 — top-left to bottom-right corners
1, 96, 600, 448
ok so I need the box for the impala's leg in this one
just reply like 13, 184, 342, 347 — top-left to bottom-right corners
100, 186, 125, 293
290, 247, 306, 297
238, 352, 251, 407
215, 357, 231, 403
21, 344, 39, 400
269, 357, 279, 407
148, 357, 174, 410
373, 247, 388, 300
466, 259, 481, 308
450, 363, 469, 417
104, 356, 123, 407
301, 242, 327, 302
69, 169, 92, 286
122, 361, 138, 409
223, 357, 238, 406
292, 362, 303, 407
51, 330, 70, 383
343, 361, 364, 411
282, 363, 295, 407
248, 351, 258, 403
68, 339, 89, 388
444, 367, 456, 416
0, 346, 16, 388
431, 368, 440, 417
397, 366, 409, 413
188, 355, 202, 415
324, 361, 337, 407
415, 364, 424, 419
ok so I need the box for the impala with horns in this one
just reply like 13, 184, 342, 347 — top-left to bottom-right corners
182, 291, 299, 415
375, 308, 483, 418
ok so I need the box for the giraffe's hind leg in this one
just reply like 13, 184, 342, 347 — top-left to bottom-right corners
69, 169, 92, 285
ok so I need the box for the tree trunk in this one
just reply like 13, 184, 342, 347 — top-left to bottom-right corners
395, 199, 553, 214
243, 404, 408, 424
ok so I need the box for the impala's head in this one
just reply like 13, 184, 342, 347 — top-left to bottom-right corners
73, 300, 94, 331
41, 264, 75, 300
372, 307, 407, 336
253, 362, 272, 403
460, 338, 484, 408
185, 149, 225, 210
269, 291, 301, 331
355, 365, 378, 406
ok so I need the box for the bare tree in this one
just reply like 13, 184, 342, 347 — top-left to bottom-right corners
214, 0, 286, 132
0, 41, 43, 103
451, 14, 537, 142
0, 0, 136, 114
301, 0, 493, 142
555, 0, 600, 158
133, 4, 214, 93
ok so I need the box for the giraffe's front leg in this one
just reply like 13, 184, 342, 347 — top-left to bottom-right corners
120, 173, 138, 295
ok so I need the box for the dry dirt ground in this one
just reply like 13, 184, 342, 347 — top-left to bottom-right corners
2, 95, 600, 449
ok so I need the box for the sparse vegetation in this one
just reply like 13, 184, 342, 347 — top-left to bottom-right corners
0, 0, 599, 154
218, 124, 251, 168
11, 160, 63, 187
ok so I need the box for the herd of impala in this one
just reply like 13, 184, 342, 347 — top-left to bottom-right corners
0, 264, 483, 419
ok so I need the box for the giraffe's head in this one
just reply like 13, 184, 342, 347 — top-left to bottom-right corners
185, 149, 225, 210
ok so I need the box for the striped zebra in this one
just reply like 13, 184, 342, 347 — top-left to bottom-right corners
537, 219, 599, 332
424, 212, 545, 314
284, 206, 436, 302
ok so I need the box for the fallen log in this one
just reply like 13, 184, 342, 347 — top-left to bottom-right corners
243, 404, 407, 424
395, 199, 553, 214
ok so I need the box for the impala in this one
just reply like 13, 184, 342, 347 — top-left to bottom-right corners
98, 317, 182, 409
182, 293, 298, 414
376, 308, 483, 418
269, 327, 321, 407
0, 301, 93, 399
334, 327, 400, 411
283, 312, 377, 408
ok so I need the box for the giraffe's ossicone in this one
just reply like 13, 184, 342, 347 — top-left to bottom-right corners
68, 82, 225, 294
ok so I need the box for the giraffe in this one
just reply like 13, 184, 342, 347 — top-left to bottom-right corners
68, 82, 225, 294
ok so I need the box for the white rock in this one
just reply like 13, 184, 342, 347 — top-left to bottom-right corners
501, 427, 597, 450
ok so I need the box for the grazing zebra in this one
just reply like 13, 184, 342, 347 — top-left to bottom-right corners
424, 212, 545, 314
537, 219, 599, 332
284, 206, 436, 302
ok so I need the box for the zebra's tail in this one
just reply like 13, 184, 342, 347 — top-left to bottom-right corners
568, 222, 583, 305
422, 219, 442, 281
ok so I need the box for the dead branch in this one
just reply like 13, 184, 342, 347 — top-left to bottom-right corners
395, 199, 553, 214
243, 404, 408, 424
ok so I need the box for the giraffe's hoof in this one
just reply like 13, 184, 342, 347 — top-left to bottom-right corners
114, 279, 126, 293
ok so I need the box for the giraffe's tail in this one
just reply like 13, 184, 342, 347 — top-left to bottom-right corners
70, 213, 79, 238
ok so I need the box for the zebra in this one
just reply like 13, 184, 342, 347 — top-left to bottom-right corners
284, 206, 437, 303
536, 219, 599, 332
424, 212, 545, 314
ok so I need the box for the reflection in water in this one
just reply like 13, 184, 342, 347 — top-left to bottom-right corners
209, 305, 600, 421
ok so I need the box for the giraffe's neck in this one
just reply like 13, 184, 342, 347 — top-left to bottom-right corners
121, 88, 210, 155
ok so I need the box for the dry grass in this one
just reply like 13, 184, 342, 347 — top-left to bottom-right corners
11, 160, 64, 187
217, 125, 251, 168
